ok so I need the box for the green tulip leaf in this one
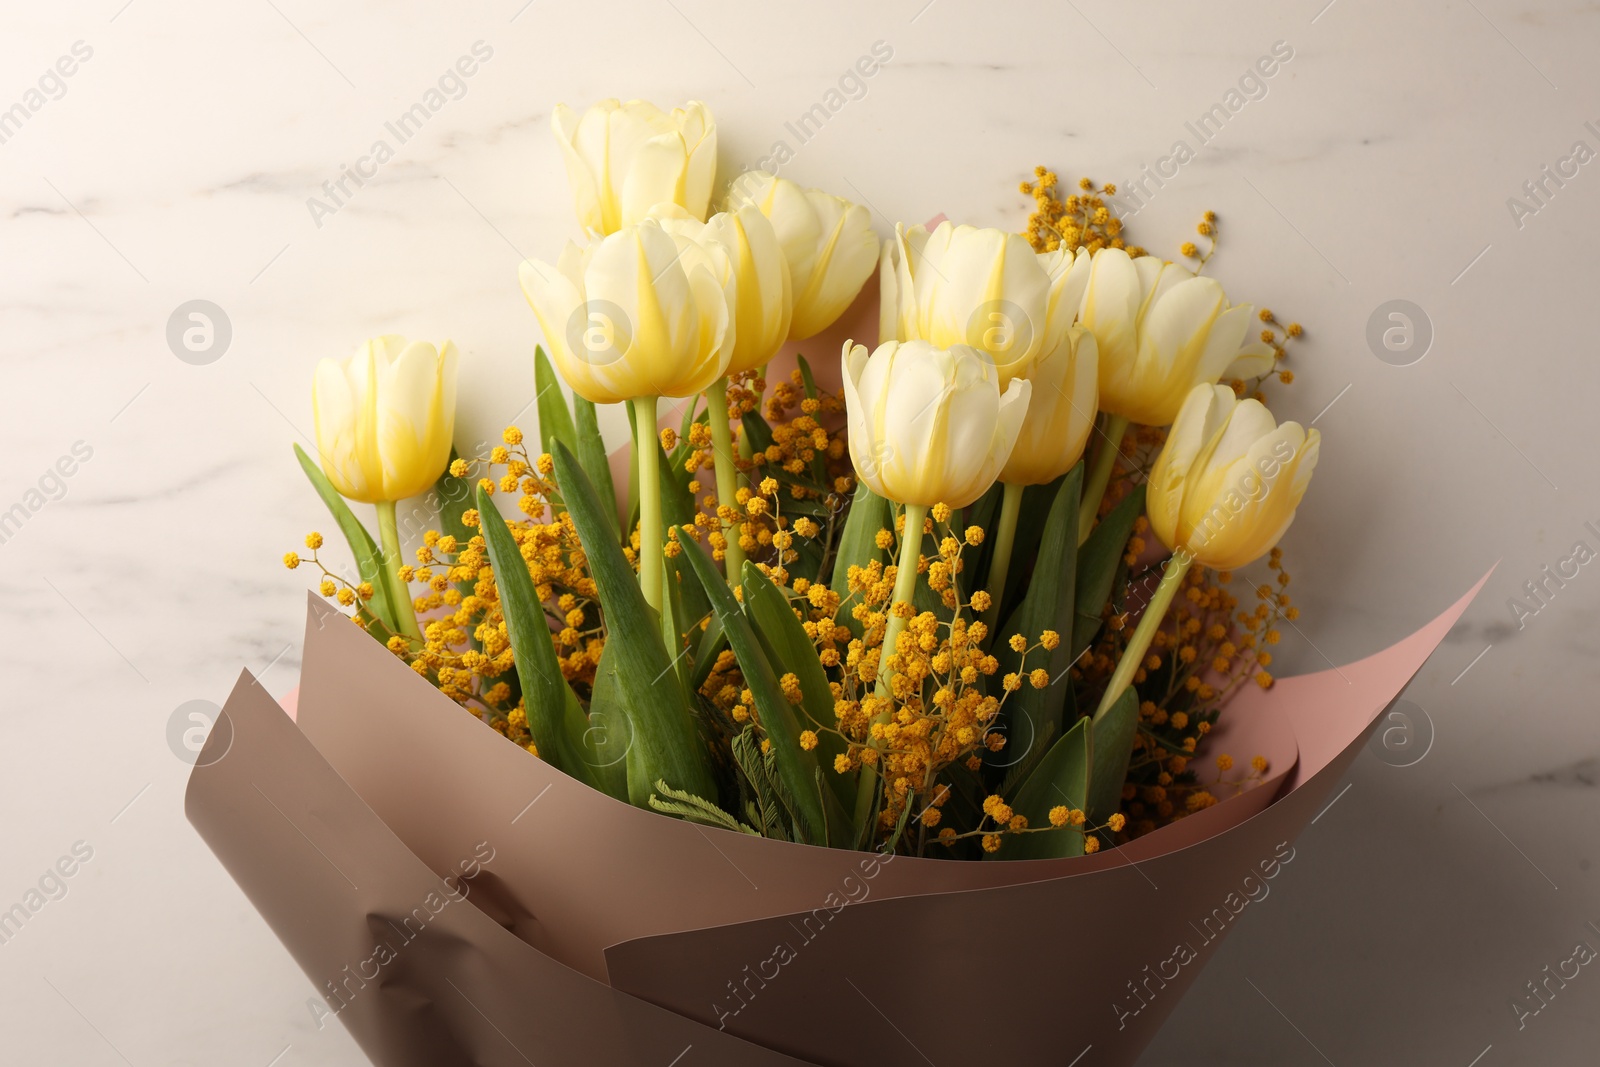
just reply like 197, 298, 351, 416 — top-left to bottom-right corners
990, 715, 1090, 861
653, 431, 709, 627
987, 462, 1083, 770
675, 541, 844, 847
432, 448, 480, 603
659, 552, 694, 694
552, 444, 718, 806
583, 644, 641, 801
794, 355, 829, 485
690, 609, 728, 693
740, 409, 774, 458
1074, 483, 1147, 660
962, 481, 1003, 590
827, 482, 894, 639
1086, 685, 1139, 830
624, 398, 641, 540
474, 485, 618, 797
533, 345, 579, 459
741, 564, 856, 814
571, 395, 620, 541
293, 443, 400, 637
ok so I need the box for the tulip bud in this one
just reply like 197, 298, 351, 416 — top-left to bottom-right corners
312, 336, 459, 503
729, 172, 877, 340
1000, 326, 1099, 486
551, 99, 717, 235
1078, 248, 1259, 426
1146, 384, 1320, 570
519, 219, 734, 404
842, 339, 1030, 510
881, 221, 1090, 387
652, 203, 792, 375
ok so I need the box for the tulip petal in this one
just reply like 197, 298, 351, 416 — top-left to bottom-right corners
1043, 247, 1091, 347
1193, 302, 1257, 388
708, 206, 791, 373
982, 376, 1032, 500
1080, 247, 1143, 370
1190, 423, 1307, 569
1224, 336, 1277, 380
670, 259, 733, 398
790, 196, 877, 339
312, 357, 370, 501
677, 101, 717, 220
621, 131, 690, 231
552, 104, 604, 235
520, 254, 603, 400
1137, 257, 1183, 314
1147, 384, 1233, 552
877, 236, 903, 346
1204, 397, 1277, 473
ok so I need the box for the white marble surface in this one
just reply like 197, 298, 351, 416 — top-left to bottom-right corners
2, 0, 1597, 1063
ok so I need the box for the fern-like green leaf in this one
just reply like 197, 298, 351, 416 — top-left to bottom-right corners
731, 727, 791, 841
648, 780, 758, 835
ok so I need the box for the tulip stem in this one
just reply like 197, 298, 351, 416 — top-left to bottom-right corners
704, 378, 748, 582
375, 500, 423, 643
1078, 414, 1129, 545
854, 502, 928, 844
874, 503, 927, 698
1094, 551, 1190, 722
631, 395, 665, 615
983, 482, 1024, 630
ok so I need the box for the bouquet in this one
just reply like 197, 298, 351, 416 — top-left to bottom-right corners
189, 97, 1482, 1066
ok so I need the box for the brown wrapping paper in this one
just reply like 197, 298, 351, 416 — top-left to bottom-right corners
186, 666, 819, 1065
187, 571, 1489, 1066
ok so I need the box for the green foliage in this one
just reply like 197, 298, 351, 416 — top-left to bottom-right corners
675, 538, 848, 847
988, 464, 1083, 773
731, 726, 794, 841
571, 394, 620, 540
533, 345, 579, 458
1087, 685, 1140, 831
741, 564, 856, 814
293, 444, 400, 635
474, 484, 619, 798
648, 780, 757, 835
827, 482, 893, 639
1074, 483, 1146, 659
551, 444, 717, 806
992, 715, 1089, 860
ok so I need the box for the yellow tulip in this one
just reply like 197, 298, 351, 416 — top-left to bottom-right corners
1000, 325, 1099, 486
728, 172, 878, 340
1093, 383, 1319, 719
842, 339, 1030, 510
1146, 383, 1321, 571
552, 99, 717, 235
311, 335, 459, 504
1077, 248, 1259, 426
518, 219, 734, 404
881, 221, 1090, 387
652, 203, 792, 375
